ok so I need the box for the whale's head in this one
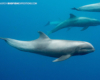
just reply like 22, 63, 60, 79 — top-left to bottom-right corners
90, 19, 100, 25
77, 42, 95, 55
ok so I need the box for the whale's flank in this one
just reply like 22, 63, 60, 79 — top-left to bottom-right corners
0, 31, 95, 62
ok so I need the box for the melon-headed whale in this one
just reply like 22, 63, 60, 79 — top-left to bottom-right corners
48, 14, 100, 35
0, 31, 95, 62
72, 3, 100, 12
45, 20, 62, 26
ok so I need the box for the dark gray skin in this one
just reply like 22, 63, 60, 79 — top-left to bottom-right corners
0, 31, 95, 62
48, 14, 100, 35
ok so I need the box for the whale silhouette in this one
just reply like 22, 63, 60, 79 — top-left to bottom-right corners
0, 31, 95, 62
48, 14, 100, 35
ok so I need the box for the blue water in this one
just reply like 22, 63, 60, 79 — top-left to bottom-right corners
0, 0, 100, 80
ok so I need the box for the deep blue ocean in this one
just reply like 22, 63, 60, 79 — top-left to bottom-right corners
0, 0, 100, 80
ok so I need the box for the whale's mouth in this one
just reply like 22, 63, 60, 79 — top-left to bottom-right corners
80, 48, 95, 52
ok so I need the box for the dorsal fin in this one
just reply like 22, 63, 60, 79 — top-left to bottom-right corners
70, 14, 76, 18
38, 31, 50, 40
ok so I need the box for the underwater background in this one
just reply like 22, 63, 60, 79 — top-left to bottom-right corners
0, 0, 100, 80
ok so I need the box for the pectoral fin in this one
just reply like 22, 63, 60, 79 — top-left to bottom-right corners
53, 54, 71, 62
81, 26, 89, 31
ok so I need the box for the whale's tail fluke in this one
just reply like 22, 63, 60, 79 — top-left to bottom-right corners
71, 7, 78, 10
44, 21, 50, 26
0, 37, 7, 41
0, 37, 6, 40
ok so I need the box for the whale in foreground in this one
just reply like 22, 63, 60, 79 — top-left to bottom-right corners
48, 14, 100, 35
72, 3, 100, 12
0, 31, 95, 62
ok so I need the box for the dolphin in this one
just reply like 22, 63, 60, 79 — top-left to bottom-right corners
45, 19, 62, 26
0, 31, 95, 62
48, 14, 100, 35
72, 3, 100, 12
